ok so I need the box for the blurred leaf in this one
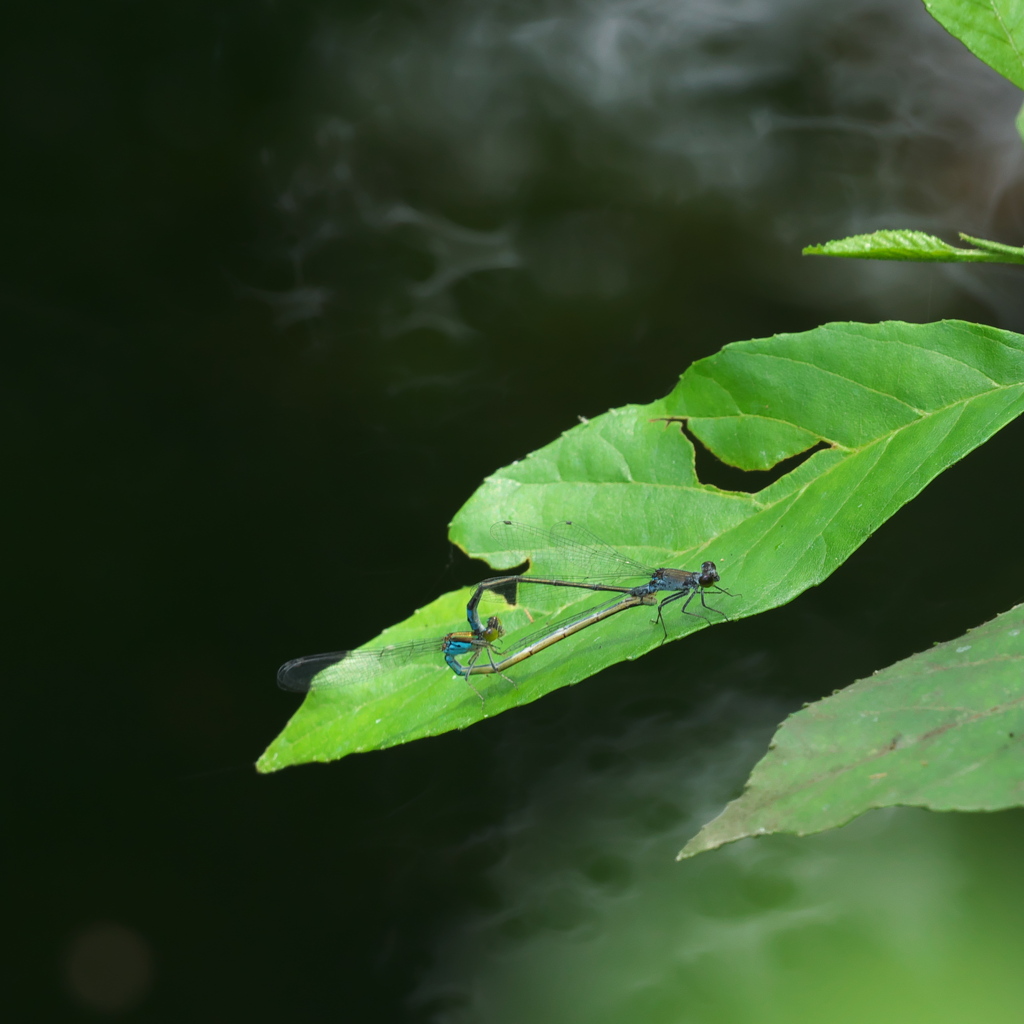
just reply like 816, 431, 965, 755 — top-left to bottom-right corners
680, 604, 1024, 858
803, 229, 1024, 263
924, 0, 1024, 90
259, 320, 1024, 772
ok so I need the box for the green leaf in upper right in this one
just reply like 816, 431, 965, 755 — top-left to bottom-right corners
803, 229, 1024, 264
924, 0, 1024, 90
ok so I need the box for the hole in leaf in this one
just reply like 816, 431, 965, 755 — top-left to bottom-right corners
675, 420, 830, 493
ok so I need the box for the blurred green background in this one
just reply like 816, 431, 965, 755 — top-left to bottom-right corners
7, 0, 1024, 1020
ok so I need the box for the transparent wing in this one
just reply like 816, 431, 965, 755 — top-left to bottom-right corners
489, 520, 654, 583
276, 637, 448, 694
277, 652, 350, 693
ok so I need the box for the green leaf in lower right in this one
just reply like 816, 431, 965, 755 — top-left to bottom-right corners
679, 603, 1024, 859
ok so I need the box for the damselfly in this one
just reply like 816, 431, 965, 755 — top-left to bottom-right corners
278, 590, 657, 704
468, 520, 733, 636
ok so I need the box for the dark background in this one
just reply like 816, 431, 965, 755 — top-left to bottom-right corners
7, 1, 1024, 1019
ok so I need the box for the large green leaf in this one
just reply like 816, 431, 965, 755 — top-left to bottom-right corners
258, 320, 1024, 772
679, 603, 1024, 859
924, 0, 1024, 90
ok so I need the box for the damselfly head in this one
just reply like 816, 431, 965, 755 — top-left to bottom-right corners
481, 615, 504, 643
699, 561, 720, 587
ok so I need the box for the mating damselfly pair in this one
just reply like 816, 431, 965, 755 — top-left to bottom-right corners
277, 520, 735, 702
